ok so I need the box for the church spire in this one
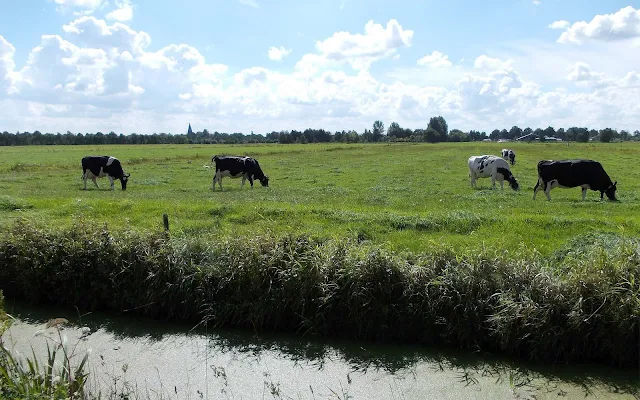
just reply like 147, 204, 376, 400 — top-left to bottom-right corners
187, 122, 193, 135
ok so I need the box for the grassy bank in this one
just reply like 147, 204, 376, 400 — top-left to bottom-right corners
0, 220, 637, 368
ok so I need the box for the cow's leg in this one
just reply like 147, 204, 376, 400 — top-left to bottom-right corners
109, 176, 115, 190
82, 172, 88, 190
217, 174, 223, 191
533, 179, 540, 199
241, 176, 246, 188
248, 175, 254, 188
92, 177, 99, 188
491, 174, 496, 189
544, 183, 552, 201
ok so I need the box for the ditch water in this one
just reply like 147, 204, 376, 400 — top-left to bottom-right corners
2, 300, 638, 400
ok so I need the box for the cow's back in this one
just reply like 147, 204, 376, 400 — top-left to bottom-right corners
538, 159, 611, 187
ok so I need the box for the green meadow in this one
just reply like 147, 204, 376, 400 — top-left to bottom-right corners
0, 142, 638, 255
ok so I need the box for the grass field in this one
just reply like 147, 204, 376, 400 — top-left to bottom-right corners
1, 142, 638, 255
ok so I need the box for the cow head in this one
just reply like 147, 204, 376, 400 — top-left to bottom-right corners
120, 173, 130, 190
259, 175, 269, 187
604, 181, 617, 201
508, 176, 520, 191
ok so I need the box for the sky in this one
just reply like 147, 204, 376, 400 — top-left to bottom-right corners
1, 0, 640, 135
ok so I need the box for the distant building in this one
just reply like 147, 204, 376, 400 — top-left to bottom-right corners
516, 133, 537, 141
515, 132, 563, 142
187, 123, 194, 135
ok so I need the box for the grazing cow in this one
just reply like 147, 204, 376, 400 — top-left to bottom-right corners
468, 155, 520, 191
533, 159, 618, 201
212, 155, 269, 191
81, 156, 130, 191
501, 148, 516, 165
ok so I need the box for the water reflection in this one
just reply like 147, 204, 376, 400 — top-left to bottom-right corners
4, 299, 639, 398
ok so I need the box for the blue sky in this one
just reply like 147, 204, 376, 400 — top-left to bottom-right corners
1, 0, 639, 134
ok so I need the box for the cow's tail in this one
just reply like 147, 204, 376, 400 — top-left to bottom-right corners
212, 155, 219, 164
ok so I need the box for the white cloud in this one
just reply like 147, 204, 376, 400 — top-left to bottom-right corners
268, 46, 292, 61
106, 0, 133, 21
532, 0, 541, 5
417, 51, 452, 68
297, 19, 413, 72
557, 6, 640, 44
548, 20, 570, 30
566, 62, 609, 88
2, 15, 640, 134
238, 0, 259, 8
473, 55, 513, 71
53, 0, 106, 15
0, 36, 18, 94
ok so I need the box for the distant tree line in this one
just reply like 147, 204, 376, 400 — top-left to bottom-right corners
1, 116, 639, 146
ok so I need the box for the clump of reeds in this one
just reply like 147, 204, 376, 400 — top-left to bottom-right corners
0, 317, 90, 399
0, 219, 637, 367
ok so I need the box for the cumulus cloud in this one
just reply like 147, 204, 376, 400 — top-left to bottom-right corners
53, 0, 106, 15
268, 46, 292, 61
296, 19, 413, 72
548, 20, 570, 30
2, 15, 640, 134
417, 51, 452, 68
473, 55, 513, 71
532, 0, 541, 5
566, 62, 609, 87
106, 0, 134, 21
557, 6, 640, 44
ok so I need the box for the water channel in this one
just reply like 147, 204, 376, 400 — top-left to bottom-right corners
2, 300, 638, 399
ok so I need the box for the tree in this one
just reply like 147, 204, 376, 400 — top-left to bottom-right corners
599, 128, 616, 143
372, 120, 385, 142
424, 127, 440, 143
469, 130, 486, 141
387, 122, 403, 138
489, 129, 500, 140
449, 129, 469, 142
543, 126, 556, 140
509, 126, 522, 140
576, 128, 590, 143
427, 116, 448, 142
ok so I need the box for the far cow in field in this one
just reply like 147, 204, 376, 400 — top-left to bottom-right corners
468, 155, 520, 191
212, 155, 269, 191
501, 148, 516, 165
533, 159, 618, 201
81, 156, 130, 191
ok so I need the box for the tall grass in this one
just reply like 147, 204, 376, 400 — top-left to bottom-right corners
0, 220, 637, 368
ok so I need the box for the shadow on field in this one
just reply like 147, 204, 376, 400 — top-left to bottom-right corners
4, 299, 639, 398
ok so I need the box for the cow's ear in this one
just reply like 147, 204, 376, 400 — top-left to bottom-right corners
613, 181, 617, 186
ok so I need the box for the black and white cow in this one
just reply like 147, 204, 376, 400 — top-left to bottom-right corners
501, 148, 516, 165
81, 156, 130, 191
468, 155, 520, 190
533, 159, 618, 201
212, 155, 269, 191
